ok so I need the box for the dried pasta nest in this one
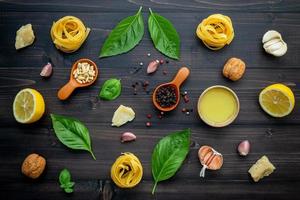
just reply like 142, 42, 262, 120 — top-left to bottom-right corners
50, 16, 90, 53
111, 152, 143, 188
196, 14, 234, 50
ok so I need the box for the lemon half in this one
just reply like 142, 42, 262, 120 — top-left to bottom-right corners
13, 88, 45, 123
259, 83, 295, 117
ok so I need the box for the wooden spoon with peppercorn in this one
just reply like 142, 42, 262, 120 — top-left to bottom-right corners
57, 58, 99, 100
152, 67, 190, 112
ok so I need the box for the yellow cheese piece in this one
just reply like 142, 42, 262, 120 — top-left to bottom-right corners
15, 24, 35, 50
248, 155, 275, 182
112, 105, 135, 127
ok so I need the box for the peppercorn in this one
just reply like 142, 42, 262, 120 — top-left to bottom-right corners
183, 95, 189, 103
143, 81, 149, 87
147, 114, 152, 119
146, 122, 151, 127
155, 85, 177, 108
160, 59, 164, 64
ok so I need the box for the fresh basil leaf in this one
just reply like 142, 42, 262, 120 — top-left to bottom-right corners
100, 7, 144, 57
64, 188, 73, 193
59, 169, 71, 185
151, 129, 190, 194
66, 182, 75, 188
148, 8, 180, 60
99, 78, 121, 100
51, 114, 96, 160
58, 168, 75, 193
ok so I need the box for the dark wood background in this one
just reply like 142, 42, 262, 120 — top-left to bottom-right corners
1, 0, 300, 199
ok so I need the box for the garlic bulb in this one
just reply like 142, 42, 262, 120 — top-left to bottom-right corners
262, 30, 287, 57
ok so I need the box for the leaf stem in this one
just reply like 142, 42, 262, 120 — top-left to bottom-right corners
149, 8, 153, 14
90, 150, 96, 160
151, 181, 158, 195
138, 6, 143, 13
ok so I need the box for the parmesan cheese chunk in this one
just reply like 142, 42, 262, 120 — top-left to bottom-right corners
112, 105, 135, 127
15, 24, 35, 50
248, 155, 275, 182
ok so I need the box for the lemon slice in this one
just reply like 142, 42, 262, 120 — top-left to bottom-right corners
13, 88, 45, 123
259, 83, 295, 117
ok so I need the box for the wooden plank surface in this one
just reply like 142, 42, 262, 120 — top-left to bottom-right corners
0, 0, 300, 199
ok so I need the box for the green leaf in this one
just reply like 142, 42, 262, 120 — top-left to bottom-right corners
148, 8, 180, 60
151, 129, 190, 194
99, 78, 122, 100
50, 114, 96, 160
58, 168, 75, 194
66, 182, 75, 188
59, 169, 71, 185
64, 188, 73, 193
100, 7, 144, 57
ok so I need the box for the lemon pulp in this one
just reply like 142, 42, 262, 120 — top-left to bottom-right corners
198, 87, 238, 125
13, 88, 45, 123
259, 83, 294, 117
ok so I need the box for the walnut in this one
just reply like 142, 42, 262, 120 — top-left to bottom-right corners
21, 153, 46, 179
223, 57, 246, 81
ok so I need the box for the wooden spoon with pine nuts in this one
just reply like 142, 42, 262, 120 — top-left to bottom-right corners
57, 58, 99, 100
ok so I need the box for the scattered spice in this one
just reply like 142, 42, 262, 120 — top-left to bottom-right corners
186, 112, 190, 115
155, 85, 177, 108
73, 62, 96, 84
139, 62, 143, 66
146, 122, 151, 127
163, 69, 167, 75
160, 59, 164, 64
147, 53, 151, 57
143, 81, 149, 87
183, 95, 189, 103
157, 114, 162, 119
147, 114, 152, 119
166, 60, 169, 64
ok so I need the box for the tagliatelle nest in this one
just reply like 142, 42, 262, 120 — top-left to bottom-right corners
111, 152, 143, 188
196, 14, 234, 50
50, 16, 90, 53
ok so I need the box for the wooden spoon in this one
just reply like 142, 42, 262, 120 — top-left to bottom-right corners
57, 58, 98, 100
152, 67, 190, 112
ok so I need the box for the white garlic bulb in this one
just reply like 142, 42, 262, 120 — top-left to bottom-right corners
262, 30, 287, 57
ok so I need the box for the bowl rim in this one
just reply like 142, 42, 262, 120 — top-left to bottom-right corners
197, 85, 240, 127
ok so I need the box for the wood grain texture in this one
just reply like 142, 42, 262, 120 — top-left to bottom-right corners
0, 0, 300, 200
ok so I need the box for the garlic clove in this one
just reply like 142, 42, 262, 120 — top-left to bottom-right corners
40, 62, 53, 77
262, 30, 282, 43
272, 42, 287, 57
147, 60, 160, 74
237, 140, 250, 156
121, 132, 136, 143
266, 41, 284, 52
263, 38, 282, 49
